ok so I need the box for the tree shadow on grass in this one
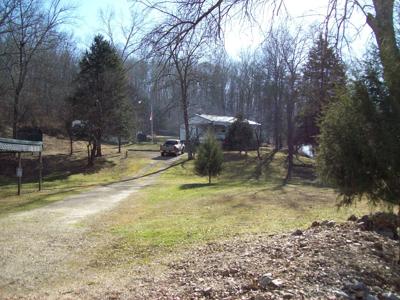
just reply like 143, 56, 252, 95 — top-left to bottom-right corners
253, 149, 278, 180
0, 154, 116, 186
292, 163, 316, 181
223, 152, 247, 161
179, 183, 214, 190
38, 159, 186, 192
222, 152, 261, 181
0, 159, 187, 204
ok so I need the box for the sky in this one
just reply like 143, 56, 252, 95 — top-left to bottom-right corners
62, 0, 374, 59
63, 0, 132, 49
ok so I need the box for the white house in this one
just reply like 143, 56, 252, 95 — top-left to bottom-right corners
179, 114, 261, 142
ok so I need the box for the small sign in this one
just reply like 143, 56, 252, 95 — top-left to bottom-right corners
16, 167, 23, 177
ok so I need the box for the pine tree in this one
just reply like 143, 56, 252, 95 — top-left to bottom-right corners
194, 132, 223, 184
72, 35, 130, 165
318, 55, 400, 210
297, 35, 346, 146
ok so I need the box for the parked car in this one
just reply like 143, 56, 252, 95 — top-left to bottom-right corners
160, 139, 185, 156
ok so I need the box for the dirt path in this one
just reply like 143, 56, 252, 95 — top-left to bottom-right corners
0, 154, 181, 297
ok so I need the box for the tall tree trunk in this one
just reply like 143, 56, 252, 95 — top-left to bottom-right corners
87, 143, 90, 165
273, 96, 280, 151
367, 0, 400, 104
90, 139, 97, 166
182, 85, 193, 160
255, 128, 262, 160
13, 92, 20, 139
96, 143, 102, 157
13, 42, 27, 139
87, 139, 96, 167
286, 87, 295, 182
66, 122, 73, 156
69, 136, 73, 156
273, 75, 283, 151
95, 131, 102, 157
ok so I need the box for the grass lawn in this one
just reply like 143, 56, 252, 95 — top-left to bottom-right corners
0, 136, 160, 214
95, 148, 381, 264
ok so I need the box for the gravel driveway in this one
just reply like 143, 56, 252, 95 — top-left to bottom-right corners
0, 153, 181, 298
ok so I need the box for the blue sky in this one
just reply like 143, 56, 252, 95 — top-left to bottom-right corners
63, 0, 132, 49
62, 0, 372, 58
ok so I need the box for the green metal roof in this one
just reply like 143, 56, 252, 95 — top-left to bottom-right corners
0, 137, 43, 152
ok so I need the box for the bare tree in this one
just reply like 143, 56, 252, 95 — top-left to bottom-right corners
142, 0, 399, 104
193, 51, 231, 115
325, 0, 400, 105
0, 0, 17, 36
277, 27, 308, 181
99, 8, 143, 64
261, 34, 286, 151
167, 31, 206, 159
0, 0, 72, 138
139, 0, 285, 52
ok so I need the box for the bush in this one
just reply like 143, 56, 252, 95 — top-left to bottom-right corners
224, 115, 255, 153
194, 132, 223, 184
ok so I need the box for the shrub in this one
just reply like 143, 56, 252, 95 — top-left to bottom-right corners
317, 81, 400, 208
224, 114, 255, 153
194, 132, 223, 184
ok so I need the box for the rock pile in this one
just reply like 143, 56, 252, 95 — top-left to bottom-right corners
40, 215, 400, 299
141, 219, 400, 299
348, 212, 400, 240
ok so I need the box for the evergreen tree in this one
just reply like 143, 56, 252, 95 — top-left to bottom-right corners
318, 56, 400, 210
195, 132, 223, 184
72, 35, 130, 165
297, 35, 346, 146
225, 114, 255, 154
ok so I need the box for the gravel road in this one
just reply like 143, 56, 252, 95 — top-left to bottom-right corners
0, 153, 181, 298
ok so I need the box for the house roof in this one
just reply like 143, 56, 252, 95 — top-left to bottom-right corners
0, 137, 43, 152
195, 114, 261, 126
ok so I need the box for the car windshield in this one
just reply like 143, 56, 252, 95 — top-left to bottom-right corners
165, 140, 178, 145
